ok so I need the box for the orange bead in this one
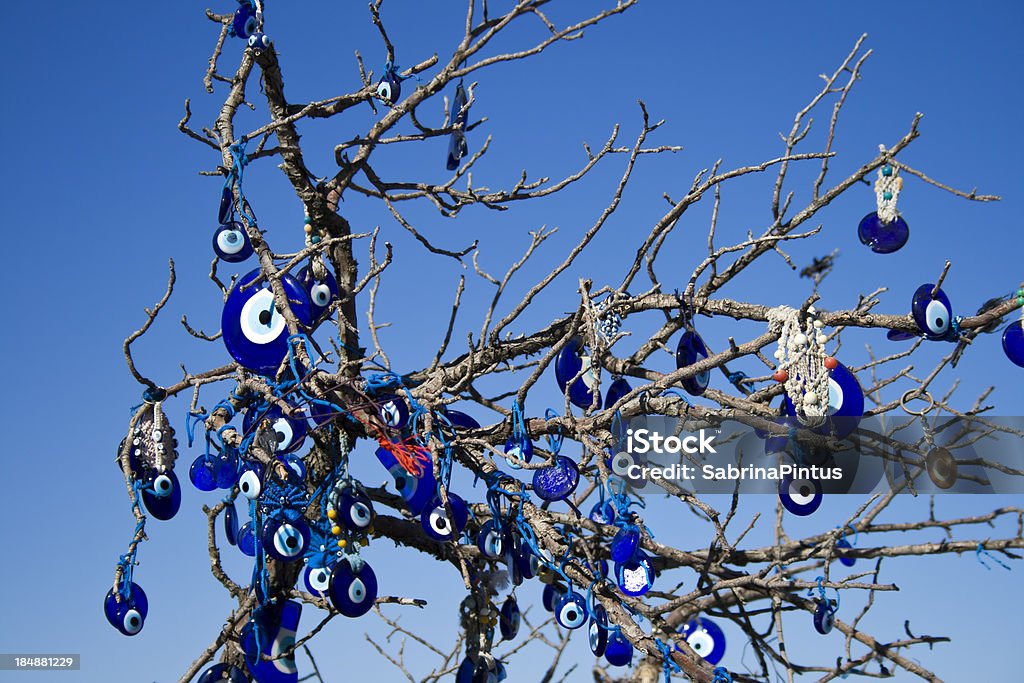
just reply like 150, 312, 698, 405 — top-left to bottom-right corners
824, 356, 838, 370
773, 369, 789, 382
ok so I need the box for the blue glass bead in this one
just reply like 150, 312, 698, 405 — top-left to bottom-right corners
376, 394, 409, 430
675, 329, 711, 396
857, 212, 909, 254
303, 562, 335, 597
589, 604, 608, 656
375, 444, 436, 515
446, 83, 469, 171
216, 448, 240, 489
142, 470, 181, 521
615, 550, 654, 597
213, 222, 254, 263
589, 500, 616, 525
224, 501, 239, 547
542, 582, 563, 613
836, 538, 856, 568
604, 631, 633, 667
477, 519, 505, 559
243, 404, 307, 456
887, 329, 917, 342
241, 600, 301, 683
604, 376, 632, 409
421, 494, 469, 541
190, 453, 220, 491
263, 517, 310, 562
911, 284, 953, 341
503, 435, 533, 469
443, 408, 481, 430
328, 558, 378, 618
237, 521, 256, 557
104, 582, 148, 636
230, 1, 257, 40
222, 269, 312, 376
499, 596, 520, 640
297, 266, 339, 321
1002, 321, 1024, 367
555, 591, 588, 630
554, 337, 599, 409
198, 664, 248, 683
679, 617, 726, 665
247, 32, 270, 54
337, 490, 374, 532
532, 456, 580, 502
778, 474, 823, 516
280, 453, 307, 482
504, 532, 523, 586
610, 527, 640, 563
376, 71, 402, 105
238, 460, 263, 501
813, 599, 835, 635
783, 360, 864, 439
218, 186, 233, 224
517, 543, 541, 580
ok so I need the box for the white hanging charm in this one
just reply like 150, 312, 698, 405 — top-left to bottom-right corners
768, 305, 830, 425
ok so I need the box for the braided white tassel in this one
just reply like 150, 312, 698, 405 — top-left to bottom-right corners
874, 147, 904, 224
768, 306, 830, 424
304, 209, 329, 280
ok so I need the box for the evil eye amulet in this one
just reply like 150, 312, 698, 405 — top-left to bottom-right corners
142, 470, 181, 521
238, 460, 264, 500
604, 376, 631, 409
198, 664, 248, 683
555, 591, 588, 630
836, 538, 856, 567
532, 456, 579, 502
679, 617, 726, 665
589, 604, 608, 656
499, 596, 520, 640
222, 269, 312, 376
376, 72, 401, 105
247, 32, 271, 53
783, 360, 864, 439
610, 527, 640, 563
503, 436, 533, 469
337, 490, 375, 532
328, 558, 378, 617
231, 1, 257, 39
375, 445, 436, 515
190, 453, 220, 491
297, 266, 339, 320
477, 519, 505, 559
589, 500, 615, 525
517, 544, 541, 580
243, 405, 307, 455
675, 329, 711, 396
813, 599, 835, 635
421, 494, 469, 541
911, 284, 953, 340
604, 631, 633, 667
376, 394, 409, 430
303, 562, 335, 597
542, 582, 563, 613
554, 337, 599, 409
213, 221, 254, 263
262, 517, 311, 562
223, 501, 239, 547
104, 582, 148, 636
443, 408, 481, 430
236, 521, 256, 556
1002, 321, 1024, 367
241, 600, 302, 683
615, 550, 654, 597
778, 474, 823, 516
218, 186, 234, 224
858, 212, 909, 254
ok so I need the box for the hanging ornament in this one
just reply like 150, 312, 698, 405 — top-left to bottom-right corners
229, 0, 259, 40
858, 160, 909, 253
604, 629, 633, 667
1002, 289, 1024, 367
240, 600, 301, 682
532, 456, 580, 503
615, 550, 654, 597
247, 32, 271, 54
675, 329, 712, 397
589, 604, 609, 656
198, 664, 248, 683
375, 60, 413, 106
499, 596, 520, 640
503, 402, 533, 469
554, 337, 600, 409
554, 591, 589, 630
213, 221, 255, 263
911, 283, 955, 341
446, 81, 470, 170
243, 403, 308, 456
421, 493, 469, 541
104, 581, 148, 636
328, 556, 378, 618
678, 617, 726, 665
810, 577, 839, 635
778, 473, 823, 516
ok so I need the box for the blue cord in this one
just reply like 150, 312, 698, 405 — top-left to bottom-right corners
976, 543, 1012, 571
654, 639, 681, 681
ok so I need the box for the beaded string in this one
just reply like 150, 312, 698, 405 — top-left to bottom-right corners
873, 158, 903, 225
302, 208, 329, 281
768, 306, 829, 422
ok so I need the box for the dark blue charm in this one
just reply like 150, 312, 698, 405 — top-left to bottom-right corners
503, 435, 533, 469
517, 544, 541, 580
241, 600, 301, 683
238, 460, 264, 500
679, 617, 726, 665
858, 212, 909, 254
911, 284, 953, 340
446, 82, 469, 170
303, 562, 335, 597
813, 599, 836, 635
376, 65, 402, 105
532, 456, 580, 502
247, 32, 271, 54
375, 445, 436, 515
218, 186, 234, 224
198, 663, 249, 683
604, 630, 633, 667
104, 582, 148, 636
604, 377, 632, 409
610, 527, 640, 563
1002, 321, 1024, 367
541, 583, 563, 613
337, 490, 374, 532
190, 453, 220, 491
222, 269, 312, 376
456, 656, 503, 683
589, 500, 616, 525
589, 604, 608, 656
297, 266, 339, 321
554, 338, 599, 409
783, 360, 864, 439
328, 558, 378, 617
224, 501, 239, 547
444, 408, 481, 430
142, 470, 181, 521
779, 474, 823, 516
421, 494, 469, 541
499, 596, 520, 640
230, 1, 258, 40
280, 454, 307, 482
263, 518, 311, 562
615, 550, 654, 597
887, 329, 917, 342
555, 591, 588, 630
243, 405, 307, 456
675, 329, 711, 396
836, 538, 856, 568
217, 448, 240, 489
477, 519, 505, 559
376, 394, 409, 430
237, 521, 256, 556
213, 221, 254, 263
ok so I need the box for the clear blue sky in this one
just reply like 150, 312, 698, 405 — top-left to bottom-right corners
1, 1, 1021, 681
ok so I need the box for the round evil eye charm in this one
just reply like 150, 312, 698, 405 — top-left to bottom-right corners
247, 32, 271, 53
499, 596, 520, 640
263, 517, 311, 562
610, 527, 640, 563
679, 617, 726, 665
858, 212, 909, 254
783, 360, 864, 439
555, 591, 588, 630
376, 71, 402, 105
542, 582, 564, 613
1002, 321, 1024, 368
104, 582, 148, 636
303, 562, 335, 597
243, 405, 307, 456
142, 470, 181, 521
589, 500, 616, 525
517, 544, 541, 580
421, 494, 469, 541
443, 408, 481, 430
212, 221, 254, 263
554, 337, 599, 409
604, 376, 632, 409
236, 521, 256, 556
231, 1, 257, 39
503, 436, 533, 469
813, 599, 836, 635
532, 456, 580, 502
189, 453, 220, 491
377, 394, 410, 430
477, 519, 505, 559
589, 604, 609, 656
328, 558, 378, 617
297, 266, 339, 321
779, 474, 823, 516
604, 630, 633, 667
198, 663, 248, 683
615, 551, 654, 597
835, 538, 856, 568
221, 269, 312, 376
338, 490, 375, 532
911, 284, 953, 341
675, 329, 712, 396
238, 461, 263, 500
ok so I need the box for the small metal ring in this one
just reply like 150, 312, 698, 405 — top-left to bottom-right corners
899, 389, 934, 417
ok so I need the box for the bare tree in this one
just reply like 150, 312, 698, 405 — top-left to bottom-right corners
107, 3, 1023, 683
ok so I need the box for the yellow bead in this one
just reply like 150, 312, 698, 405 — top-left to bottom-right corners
304, 224, 313, 234
327, 509, 337, 520
332, 526, 342, 535
337, 539, 347, 548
